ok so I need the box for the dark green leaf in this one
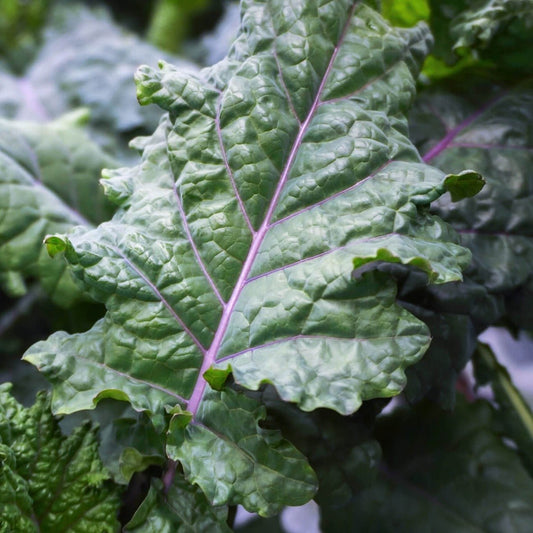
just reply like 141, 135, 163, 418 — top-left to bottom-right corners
0, 112, 116, 305
124, 477, 230, 533
25, 0, 474, 514
325, 400, 533, 532
413, 81, 533, 294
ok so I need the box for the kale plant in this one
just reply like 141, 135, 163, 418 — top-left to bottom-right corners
1, 0, 533, 530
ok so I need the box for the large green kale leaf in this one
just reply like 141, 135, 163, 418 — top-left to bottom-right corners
0, 111, 116, 305
0, 383, 120, 532
25, 0, 476, 515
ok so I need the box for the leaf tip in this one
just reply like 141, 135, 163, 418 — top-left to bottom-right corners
135, 64, 161, 106
168, 405, 193, 430
44, 234, 68, 257
444, 170, 485, 202
204, 367, 231, 391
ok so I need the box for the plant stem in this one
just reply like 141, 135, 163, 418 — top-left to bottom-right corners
227, 505, 237, 528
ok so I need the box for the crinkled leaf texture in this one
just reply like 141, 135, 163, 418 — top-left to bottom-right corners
25, 0, 474, 515
0, 111, 116, 305
413, 80, 533, 295
328, 400, 533, 533
0, 383, 120, 532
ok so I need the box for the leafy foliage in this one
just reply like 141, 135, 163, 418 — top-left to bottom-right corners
0, 383, 121, 532
24, 0, 478, 516
1, 0, 532, 529
0, 0, 50, 72
124, 477, 230, 533
326, 400, 533, 532
474, 343, 533, 476
0, 110, 115, 305
0, 3, 197, 159
413, 82, 533, 295
397, 0, 533, 409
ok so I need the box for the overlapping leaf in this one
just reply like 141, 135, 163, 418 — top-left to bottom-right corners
381, 0, 533, 76
0, 111, 116, 305
0, 383, 121, 532
25, 0, 476, 514
331, 400, 533, 533
395, 267, 503, 407
412, 81, 533, 295
62, 399, 165, 485
0, 3, 198, 162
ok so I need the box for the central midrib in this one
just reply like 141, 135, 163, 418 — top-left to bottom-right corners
185, 2, 359, 414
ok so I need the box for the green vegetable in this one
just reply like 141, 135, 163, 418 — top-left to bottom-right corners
1, 0, 531, 528
0, 383, 121, 532
0, 111, 116, 305
24, 0, 476, 516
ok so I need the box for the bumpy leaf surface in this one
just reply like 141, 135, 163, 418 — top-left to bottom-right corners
25, 0, 473, 514
412, 81, 533, 294
0, 112, 115, 305
326, 400, 533, 532
125, 477, 230, 533
0, 383, 120, 532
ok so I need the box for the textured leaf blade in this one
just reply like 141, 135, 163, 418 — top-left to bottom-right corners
0, 444, 37, 532
0, 383, 121, 532
166, 388, 317, 516
25, 0, 475, 513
